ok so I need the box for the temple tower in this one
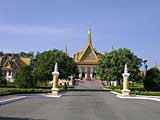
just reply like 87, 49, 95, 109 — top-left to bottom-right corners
74, 25, 102, 80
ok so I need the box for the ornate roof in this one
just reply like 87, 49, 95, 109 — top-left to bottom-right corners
0, 54, 29, 71
74, 25, 102, 65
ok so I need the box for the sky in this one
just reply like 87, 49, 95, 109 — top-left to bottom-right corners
0, 0, 160, 68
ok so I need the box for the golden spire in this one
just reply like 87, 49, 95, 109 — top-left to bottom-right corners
112, 45, 114, 51
87, 24, 92, 46
64, 42, 68, 55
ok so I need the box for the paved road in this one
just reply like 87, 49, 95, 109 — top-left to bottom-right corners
1, 80, 160, 120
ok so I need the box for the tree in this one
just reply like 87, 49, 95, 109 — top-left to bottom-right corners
0, 66, 6, 86
15, 65, 35, 88
144, 68, 160, 91
96, 48, 142, 82
18, 51, 34, 57
0, 51, 4, 56
0, 66, 3, 81
32, 49, 78, 85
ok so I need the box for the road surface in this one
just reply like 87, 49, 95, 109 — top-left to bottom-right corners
0, 79, 160, 120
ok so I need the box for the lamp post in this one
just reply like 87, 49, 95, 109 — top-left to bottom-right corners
143, 59, 148, 76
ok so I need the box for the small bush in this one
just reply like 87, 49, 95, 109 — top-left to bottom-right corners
64, 82, 68, 90
113, 89, 121, 93
15, 65, 36, 88
144, 68, 160, 91
0, 79, 7, 87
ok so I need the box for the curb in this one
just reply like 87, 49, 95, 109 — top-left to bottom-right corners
110, 91, 121, 95
110, 91, 160, 102
117, 95, 160, 102
0, 96, 27, 105
0, 93, 65, 105
103, 87, 112, 91
41, 93, 64, 98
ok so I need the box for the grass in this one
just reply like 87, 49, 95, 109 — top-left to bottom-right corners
105, 82, 160, 96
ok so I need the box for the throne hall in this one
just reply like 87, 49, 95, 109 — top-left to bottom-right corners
74, 26, 102, 79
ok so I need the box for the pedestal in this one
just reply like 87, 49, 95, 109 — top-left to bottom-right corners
51, 88, 59, 96
121, 89, 130, 96
122, 73, 130, 96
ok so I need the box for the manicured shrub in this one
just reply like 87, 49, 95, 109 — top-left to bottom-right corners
64, 82, 68, 90
15, 65, 36, 88
144, 68, 160, 91
0, 88, 51, 96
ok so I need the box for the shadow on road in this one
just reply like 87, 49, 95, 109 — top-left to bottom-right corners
68, 89, 111, 92
63, 94, 92, 97
0, 117, 47, 120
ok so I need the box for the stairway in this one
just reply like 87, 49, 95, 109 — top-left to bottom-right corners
70, 79, 109, 91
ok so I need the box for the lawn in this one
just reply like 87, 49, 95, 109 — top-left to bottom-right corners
105, 82, 160, 96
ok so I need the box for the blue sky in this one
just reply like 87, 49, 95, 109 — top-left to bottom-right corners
0, 0, 160, 68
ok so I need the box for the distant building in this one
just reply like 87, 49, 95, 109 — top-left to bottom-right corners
0, 54, 32, 82
74, 25, 102, 79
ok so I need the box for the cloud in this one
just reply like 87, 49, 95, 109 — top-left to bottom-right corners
0, 24, 73, 35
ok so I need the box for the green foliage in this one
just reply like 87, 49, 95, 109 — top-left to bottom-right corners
18, 51, 34, 57
133, 91, 160, 96
32, 49, 78, 83
36, 81, 52, 88
144, 68, 160, 91
113, 89, 122, 93
112, 88, 160, 96
15, 65, 36, 88
0, 88, 51, 96
64, 82, 68, 90
96, 48, 142, 82
0, 66, 3, 81
130, 82, 145, 91
0, 66, 7, 87
6, 82, 16, 88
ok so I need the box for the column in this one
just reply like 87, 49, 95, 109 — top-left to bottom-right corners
78, 67, 82, 79
10, 71, 13, 82
85, 67, 88, 79
90, 67, 93, 78
6, 71, 9, 81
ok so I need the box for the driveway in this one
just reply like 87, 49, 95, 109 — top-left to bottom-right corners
0, 80, 160, 120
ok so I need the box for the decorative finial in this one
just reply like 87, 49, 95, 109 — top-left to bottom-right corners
88, 24, 91, 34
124, 64, 128, 73
64, 42, 68, 55
52, 63, 59, 76
87, 24, 92, 46
54, 63, 58, 72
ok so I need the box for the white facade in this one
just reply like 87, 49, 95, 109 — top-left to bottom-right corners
4, 70, 15, 82
78, 65, 96, 79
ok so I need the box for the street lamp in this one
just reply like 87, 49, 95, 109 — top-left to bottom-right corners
143, 59, 148, 71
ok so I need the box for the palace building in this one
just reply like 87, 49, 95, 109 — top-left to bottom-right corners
0, 54, 33, 82
73, 25, 102, 79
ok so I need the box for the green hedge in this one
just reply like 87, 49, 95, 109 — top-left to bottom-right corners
0, 88, 51, 96
0, 85, 74, 96
112, 88, 160, 96
113, 89, 121, 93
132, 91, 160, 96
